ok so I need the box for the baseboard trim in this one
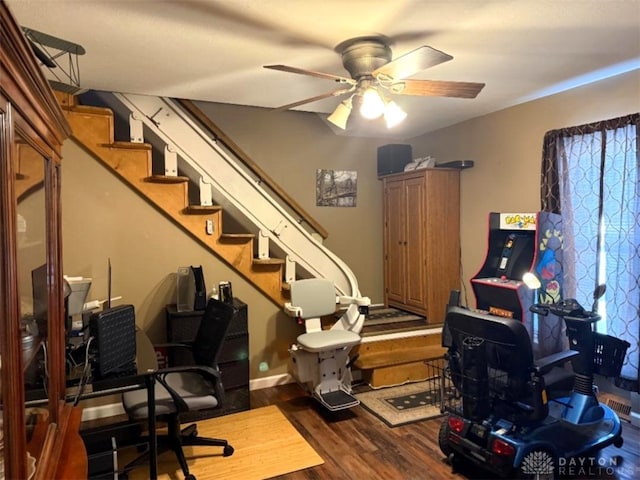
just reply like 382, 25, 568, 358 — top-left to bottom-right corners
249, 373, 294, 391
81, 402, 125, 422
81, 374, 295, 421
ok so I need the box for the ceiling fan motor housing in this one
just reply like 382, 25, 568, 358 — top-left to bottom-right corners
265, 35, 484, 114
339, 37, 392, 79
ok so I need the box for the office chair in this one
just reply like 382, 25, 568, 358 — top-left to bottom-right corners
284, 278, 370, 411
122, 298, 236, 480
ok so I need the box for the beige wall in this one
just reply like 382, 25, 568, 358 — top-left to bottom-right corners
61, 107, 392, 381
61, 69, 639, 383
411, 69, 639, 305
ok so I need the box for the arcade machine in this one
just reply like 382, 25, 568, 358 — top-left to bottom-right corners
471, 212, 564, 358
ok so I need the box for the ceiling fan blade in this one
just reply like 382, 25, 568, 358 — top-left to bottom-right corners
273, 87, 354, 111
392, 79, 485, 98
373, 45, 453, 80
264, 65, 355, 84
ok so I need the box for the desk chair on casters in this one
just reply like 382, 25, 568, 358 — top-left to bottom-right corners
122, 298, 236, 480
284, 278, 370, 411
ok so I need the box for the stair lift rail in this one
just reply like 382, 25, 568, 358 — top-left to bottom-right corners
110, 92, 365, 331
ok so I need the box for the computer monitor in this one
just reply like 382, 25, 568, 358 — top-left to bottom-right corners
31, 263, 48, 324
32, 263, 92, 334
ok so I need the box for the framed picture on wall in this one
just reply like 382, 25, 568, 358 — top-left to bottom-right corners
316, 169, 357, 207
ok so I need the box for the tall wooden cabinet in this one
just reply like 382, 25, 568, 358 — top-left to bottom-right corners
1, 3, 84, 479
382, 168, 460, 324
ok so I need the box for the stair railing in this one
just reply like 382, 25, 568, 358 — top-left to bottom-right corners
110, 92, 362, 299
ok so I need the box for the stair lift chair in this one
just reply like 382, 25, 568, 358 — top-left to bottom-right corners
284, 278, 370, 411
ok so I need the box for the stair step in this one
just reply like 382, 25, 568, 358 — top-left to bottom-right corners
103, 141, 152, 151
253, 258, 285, 265
183, 205, 222, 214
359, 306, 428, 337
145, 174, 189, 184
70, 104, 114, 116
354, 345, 445, 369
361, 318, 428, 337
65, 108, 115, 145
219, 233, 255, 241
354, 329, 444, 387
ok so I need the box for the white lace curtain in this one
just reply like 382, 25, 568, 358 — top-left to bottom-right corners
541, 113, 639, 389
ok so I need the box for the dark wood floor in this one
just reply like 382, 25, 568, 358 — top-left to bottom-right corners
250, 383, 640, 480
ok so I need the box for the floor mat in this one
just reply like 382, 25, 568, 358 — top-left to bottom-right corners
123, 405, 323, 479
356, 380, 453, 427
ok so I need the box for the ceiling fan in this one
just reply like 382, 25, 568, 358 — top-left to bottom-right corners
264, 35, 485, 130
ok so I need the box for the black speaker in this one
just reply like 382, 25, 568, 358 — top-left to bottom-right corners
89, 304, 136, 376
377, 144, 413, 177
191, 265, 207, 311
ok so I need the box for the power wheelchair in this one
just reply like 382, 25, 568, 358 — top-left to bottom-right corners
439, 285, 630, 479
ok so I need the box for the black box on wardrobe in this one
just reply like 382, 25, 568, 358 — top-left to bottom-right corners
377, 144, 413, 177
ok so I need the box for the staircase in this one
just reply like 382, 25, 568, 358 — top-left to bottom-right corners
54, 90, 366, 305
55, 90, 444, 384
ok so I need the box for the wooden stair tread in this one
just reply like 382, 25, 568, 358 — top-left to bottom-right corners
354, 345, 446, 369
102, 141, 152, 150
145, 174, 189, 184
68, 104, 113, 116
184, 205, 222, 214
220, 233, 255, 239
361, 318, 428, 337
253, 258, 285, 265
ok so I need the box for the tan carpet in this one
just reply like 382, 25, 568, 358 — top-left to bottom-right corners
361, 307, 427, 337
125, 405, 324, 479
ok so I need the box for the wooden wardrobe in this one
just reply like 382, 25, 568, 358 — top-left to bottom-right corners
382, 168, 461, 324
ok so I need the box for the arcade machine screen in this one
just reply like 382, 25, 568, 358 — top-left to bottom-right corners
472, 232, 535, 320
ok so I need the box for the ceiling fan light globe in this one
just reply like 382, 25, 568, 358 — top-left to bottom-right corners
360, 88, 385, 119
327, 101, 352, 130
384, 101, 407, 128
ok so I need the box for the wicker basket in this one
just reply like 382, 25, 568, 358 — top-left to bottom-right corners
593, 333, 630, 377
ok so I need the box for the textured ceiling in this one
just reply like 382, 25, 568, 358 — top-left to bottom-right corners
7, 0, 640, 139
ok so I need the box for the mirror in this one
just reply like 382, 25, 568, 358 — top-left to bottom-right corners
15, 136, 48, 401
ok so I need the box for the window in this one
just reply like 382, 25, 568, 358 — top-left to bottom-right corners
541, 113, 639, 386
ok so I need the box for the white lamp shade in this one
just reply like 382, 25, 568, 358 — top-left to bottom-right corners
359, 88, 385, 119
327, 100, 352, 129
384, 100, 407, 128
